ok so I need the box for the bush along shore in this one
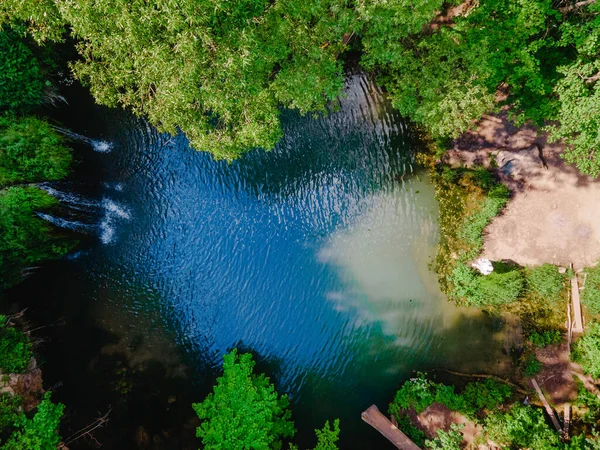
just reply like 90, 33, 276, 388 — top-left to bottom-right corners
0, 30, 76, 289
0, 314, 64, 449
1, 22, 79, 449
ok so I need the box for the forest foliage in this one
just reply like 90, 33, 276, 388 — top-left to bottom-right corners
194, 349, 340, 450
1, 0, 599, 173
0, 318, 64, 450
390, 374, 600, 450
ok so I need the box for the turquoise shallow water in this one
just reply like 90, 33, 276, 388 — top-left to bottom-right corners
2, 73, 508, 449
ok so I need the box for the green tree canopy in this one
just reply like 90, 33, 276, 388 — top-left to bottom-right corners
3, 0, 600, 174
3, 392, 64, 450
193, 349, 295, 449
55, 0, 358, 160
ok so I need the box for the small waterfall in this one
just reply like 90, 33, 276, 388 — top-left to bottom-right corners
50, 126, 113, 153
39, 184, 100, 210
38, 184, 131, 245
36, 212, 96, 234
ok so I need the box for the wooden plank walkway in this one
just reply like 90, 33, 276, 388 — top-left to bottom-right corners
570, 274, 584, 334
362, 405, 422, 450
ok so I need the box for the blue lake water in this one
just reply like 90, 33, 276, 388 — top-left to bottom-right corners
3, 73, 509, 449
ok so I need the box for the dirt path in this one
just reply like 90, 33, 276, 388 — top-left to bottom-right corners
446, 113, 600, 269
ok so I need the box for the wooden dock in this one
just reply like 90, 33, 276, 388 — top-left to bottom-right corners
570, 273, 584, 334
361, 405, 422, 450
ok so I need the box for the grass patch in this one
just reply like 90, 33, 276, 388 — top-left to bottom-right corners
582, 265, 600, 315
525, 264, 567, 304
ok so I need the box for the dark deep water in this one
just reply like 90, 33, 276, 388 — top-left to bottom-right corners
1, 73, 510, 449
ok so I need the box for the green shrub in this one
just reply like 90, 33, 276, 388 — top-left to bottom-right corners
526, 264, 566, 303
396, 415, 426, 448
484, 404, 561, 450
523, 354, 542, 377
390, 375, 512, 421
0, 316, 32, 373
0, 394, 21, 445
0, 31, 45, 112
390, 374, 438, 415
0, 115, 72, 185
461, 379, 512, 413
3, 392, 64, 450
0, 186, 74, 287
425, 423, 463, 450
575, 382, 600, 425
450, 263, 524, 307
574, 321, 600, 378
582, 265, 600, 315
528, 330, 562, 348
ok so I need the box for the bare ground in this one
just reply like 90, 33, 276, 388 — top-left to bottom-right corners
534, 342, 577, 408
446, 113, 600, 269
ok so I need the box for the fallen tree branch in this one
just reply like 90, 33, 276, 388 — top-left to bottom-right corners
64, 407, 112, 447
431, 368, 530, 395
531, 378, 563, 433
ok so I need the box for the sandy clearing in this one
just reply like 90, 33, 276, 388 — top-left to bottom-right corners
445, 113, 600, 269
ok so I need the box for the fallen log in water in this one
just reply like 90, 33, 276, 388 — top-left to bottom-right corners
361, 405, 422, 450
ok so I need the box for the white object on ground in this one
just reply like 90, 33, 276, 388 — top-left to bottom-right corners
472, 258, 494, 275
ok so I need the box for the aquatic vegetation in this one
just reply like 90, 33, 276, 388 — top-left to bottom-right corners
432, 166, 519, 307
